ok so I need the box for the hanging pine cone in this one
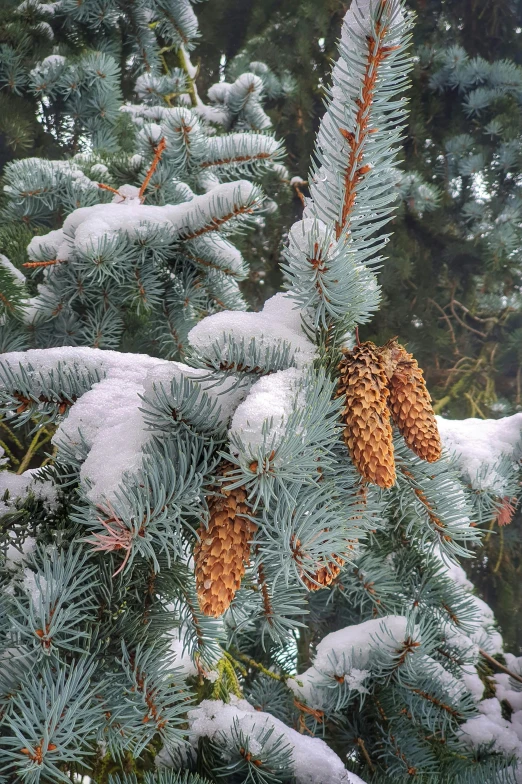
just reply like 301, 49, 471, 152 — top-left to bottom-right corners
338, 342, 396, 488
194, 462, 257, 617
381, 339, 442, 463
301, 556, 345, 591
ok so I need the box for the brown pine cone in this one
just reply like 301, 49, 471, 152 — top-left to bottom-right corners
195, 462, 257, 617
382, 340, 441, 463
338, 342, 396, 488
301, 556, 344, 591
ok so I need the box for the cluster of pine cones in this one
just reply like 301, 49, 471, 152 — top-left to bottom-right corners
194, 338, 441, 618
338, 338, 442, 488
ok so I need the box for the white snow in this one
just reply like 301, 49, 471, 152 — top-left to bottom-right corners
34, 54, 66, 71
196, 102, 230, 127
48, 180, 259, 263
434, 548, 474, 591
0, 348, 250, 504
17, 0, 57, 13
461, 665, 485, 703
229, 367, 304, 456
459, 652, 522, 780
434, 548, 503, 655
1, 348, 165, 503
27, 229, 65, 261
22, 566, 48, 610
188, 697, 366, 784
0, 469, 58, 517
207, 82, 231, 105
4, 535, 36, 569
460, 698, 522, 758
168, 629, 198, 678
0, 253, 25, 284
188, 292, 315, 370
110, 184, 141, 204
432, 549, 522, 772
437, 413, 522, 493
90, 163, 109, 179
289, 616, 409, 705
58, 375, 150, 503
495, 655, 522, 713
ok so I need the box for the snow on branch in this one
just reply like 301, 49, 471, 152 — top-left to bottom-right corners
188, 697, 367, 784
437, 413, 522, 494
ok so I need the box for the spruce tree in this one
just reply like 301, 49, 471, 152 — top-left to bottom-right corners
194, 0, 522, 418
0, 0, 288, 356
194, 0, 522, 654
1, 3, 522, 784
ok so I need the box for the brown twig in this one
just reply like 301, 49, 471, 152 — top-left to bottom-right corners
449, 300, 487, 338
452, 299, 497, 325
356, 737, 375, 773
22, 259, 60, 269
290, 179, 308, 207
98, 182, 121, 197
479, 648, 522, 684
428, 298, 459, 354
139, 137, 167, 202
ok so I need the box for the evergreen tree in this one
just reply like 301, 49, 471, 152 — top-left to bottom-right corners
0, 0, 289, 356
194, 0, 522, 418
2, 3, 522, 784
194, 0, 522, 652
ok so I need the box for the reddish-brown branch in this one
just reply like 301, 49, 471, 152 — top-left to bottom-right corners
0, 290, 15, 311
291, 179, 308, 207
294, 698, 324, 733
449, 300, 487, 338
356, 737, 375, 773
139, 137, 167, 202
201, 152, 272, 169
399, 465, 451, 542
184, 252, 237, 277
22, 259, 60, 269
395, 637, 421, 667
13, 391, 76, 415
410, 687, 460, 717
134, 664, 166, 729
98, 182, 121, 196
336, 5, 397, 239
181, 203, 255, 240
257, 560, 273, 624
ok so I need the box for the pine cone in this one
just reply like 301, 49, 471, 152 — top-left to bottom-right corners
301, 556, 344, 591
382, 340, 441, 463
338, 342, 396, 488
195, 462, 257, 617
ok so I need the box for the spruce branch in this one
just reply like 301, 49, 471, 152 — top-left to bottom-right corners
336, 6, 400, 239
